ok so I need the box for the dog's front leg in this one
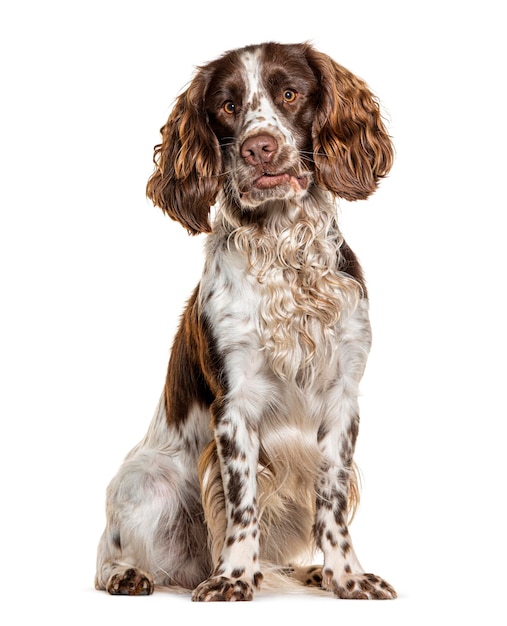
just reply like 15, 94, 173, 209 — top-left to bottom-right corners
314, 302, 396, 600
315, 411, 396, 599
192, 393, 263, 602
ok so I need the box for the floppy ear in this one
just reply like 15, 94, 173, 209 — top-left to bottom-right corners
146, 71, 222, 234
304, 46, 394, 201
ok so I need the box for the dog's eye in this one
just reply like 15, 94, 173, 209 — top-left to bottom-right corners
223, 101, 236, 114
282, 89, 297, 103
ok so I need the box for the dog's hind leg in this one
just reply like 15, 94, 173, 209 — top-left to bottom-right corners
95, 447, 211, 594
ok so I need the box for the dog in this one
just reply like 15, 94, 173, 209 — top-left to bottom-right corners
95, 41, 396, 601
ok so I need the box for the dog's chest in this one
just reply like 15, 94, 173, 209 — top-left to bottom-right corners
200, 246, 268, 353
200, 238, 343, 386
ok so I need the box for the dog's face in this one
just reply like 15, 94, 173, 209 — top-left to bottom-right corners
146, 42, 393, 234
203, 43, 321, 209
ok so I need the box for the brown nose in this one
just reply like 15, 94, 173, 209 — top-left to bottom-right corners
240, 134, 278, 166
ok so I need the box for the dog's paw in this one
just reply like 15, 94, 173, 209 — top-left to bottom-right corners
192, 576, 255, 602
106, 567, 154, 596
324, 570, 397, 600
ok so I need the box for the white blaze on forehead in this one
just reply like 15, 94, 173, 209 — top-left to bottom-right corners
239, 49, 294, 144
241, 50, 262, 101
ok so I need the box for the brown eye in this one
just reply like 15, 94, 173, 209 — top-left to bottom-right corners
223, 101, 236, 114
283, 89, 297, 103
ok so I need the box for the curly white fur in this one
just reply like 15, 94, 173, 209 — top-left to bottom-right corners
224, 189, 362, 383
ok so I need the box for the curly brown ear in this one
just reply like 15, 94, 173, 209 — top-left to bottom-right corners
304, 46, 394, 201
146, 72, 222, 234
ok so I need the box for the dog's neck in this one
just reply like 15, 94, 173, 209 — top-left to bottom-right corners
213, 185, 338, 235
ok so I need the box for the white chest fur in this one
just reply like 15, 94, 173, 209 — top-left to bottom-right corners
201, 200, 367, 389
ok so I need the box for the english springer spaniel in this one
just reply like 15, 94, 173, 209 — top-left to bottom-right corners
95, 41, 396, 602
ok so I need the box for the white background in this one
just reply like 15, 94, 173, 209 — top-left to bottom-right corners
1, 1, 505, 624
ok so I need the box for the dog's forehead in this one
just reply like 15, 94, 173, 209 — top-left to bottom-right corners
237, 48, 290, 138
239, 49, 263, 102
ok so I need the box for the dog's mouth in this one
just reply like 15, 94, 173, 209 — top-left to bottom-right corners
253, 172, 309, 191
236, 163, 312, 207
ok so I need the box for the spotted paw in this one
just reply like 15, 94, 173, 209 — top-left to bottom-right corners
331, 572, 397, 600
106, 567, 154, 596
192, 576, 254, 602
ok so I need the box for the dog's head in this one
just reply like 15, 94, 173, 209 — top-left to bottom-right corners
146, 42, 394, 234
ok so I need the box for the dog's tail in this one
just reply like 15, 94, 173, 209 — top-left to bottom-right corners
256, 562, 329, 596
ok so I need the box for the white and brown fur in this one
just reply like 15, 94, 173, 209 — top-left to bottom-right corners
95, 42, 396, 601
